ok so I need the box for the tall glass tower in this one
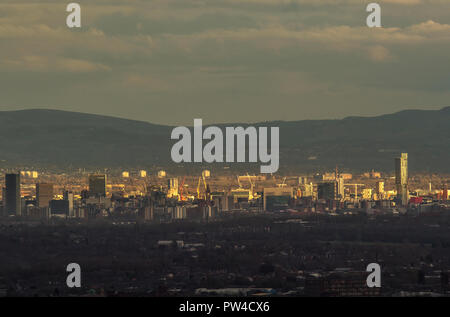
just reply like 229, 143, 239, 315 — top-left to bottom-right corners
5, 173, 21, 216
395, 153, 408, 206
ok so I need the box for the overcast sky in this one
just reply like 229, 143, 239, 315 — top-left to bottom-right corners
0, 0, 449, 125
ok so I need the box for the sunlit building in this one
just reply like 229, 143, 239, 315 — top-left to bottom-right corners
395, 153, 408, 206
139, 170, 147, 178
376, 181, 385, 199
337, 177, 345, 200
202, 170, 211, 178
158, 170, 166, 178
167, 178, 179, 198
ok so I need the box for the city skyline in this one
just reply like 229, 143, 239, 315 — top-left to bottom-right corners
1, 1, 450, 300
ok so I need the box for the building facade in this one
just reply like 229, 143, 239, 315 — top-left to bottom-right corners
89, 174, 107, 197
5, 173, 21, 216
36, 183, 54, 208
395, 153, 408, 206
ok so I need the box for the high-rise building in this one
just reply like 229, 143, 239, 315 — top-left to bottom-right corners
395, 153, 408, 206
49, 199, 69, 216
337, 177, 345, 200
167, 178, 179, 198
376, 181, 385, 199
89, 174, 107, 197
5, 173, 21, 216
36, 183, 54, 208
318, 182, 336, 200
1, 187, 5, 216
64, 190, 74, 217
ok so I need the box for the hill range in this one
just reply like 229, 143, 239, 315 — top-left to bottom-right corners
0, 107, 448, 173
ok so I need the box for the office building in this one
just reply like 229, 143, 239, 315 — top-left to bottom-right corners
298, 176, 308, 185
89, 174, 107, 197
64, 191, 74, 217
139, 170, 147, 178
158, 170, 166, 178
36, 183, 54, 208
167, 178, 179, 198
395, 153, 408, 206
300, 183, 314, 197
362, 188, 373, 200
50, 199, 69, 216
337, 177, 345, 200
318, 182, 336, 200
5, 173, 21, 216
144, 205, 154, 221
263, 187, 293, 211
376, 181, 384, 199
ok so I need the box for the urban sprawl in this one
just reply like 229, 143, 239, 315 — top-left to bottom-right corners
0, 152, 450, 297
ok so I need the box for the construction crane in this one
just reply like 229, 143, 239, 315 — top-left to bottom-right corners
277, 177, 287, 188
246, 173, 254, 195
237, 175, 242, 189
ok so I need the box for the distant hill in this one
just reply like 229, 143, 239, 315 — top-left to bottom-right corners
0, 107, 448, 173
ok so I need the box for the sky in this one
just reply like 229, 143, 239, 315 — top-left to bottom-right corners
0, 0, 450, 125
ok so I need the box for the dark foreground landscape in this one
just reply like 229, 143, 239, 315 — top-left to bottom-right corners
1, 213, 450, 297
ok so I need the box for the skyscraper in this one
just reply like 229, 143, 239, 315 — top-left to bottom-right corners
5, 173, 21, 216
318, 182, 336, 200
89, 174, 107, 197
336, 177, 345, 200
36, 183, 54, 208
64, 190, 74, 217
395, 153, 408, 206
376, 181, 385, 199
167, 178, 179, 198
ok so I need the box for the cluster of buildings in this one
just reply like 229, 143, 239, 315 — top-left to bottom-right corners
0, 153, 449, 221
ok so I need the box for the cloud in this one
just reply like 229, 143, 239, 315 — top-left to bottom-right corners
0, 56, 111, 73
123, 74, 170, 91
1, 0, 450, 124
367, 45, 393, 62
